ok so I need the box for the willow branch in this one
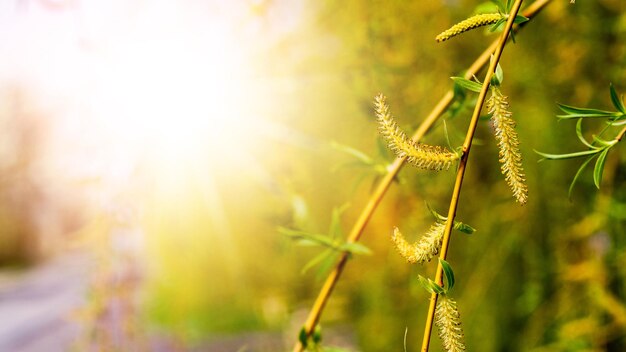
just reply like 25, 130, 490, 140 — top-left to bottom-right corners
615, 125, 626, 142
293, 1, 551, 351
419, 1, 525, 351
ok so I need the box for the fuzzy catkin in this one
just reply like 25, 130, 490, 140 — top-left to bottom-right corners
487, 88, 528, 204
436, 13, 506, 42
391, 222, 445, 264
374, 94, 458, 171
435, 295, 466, 352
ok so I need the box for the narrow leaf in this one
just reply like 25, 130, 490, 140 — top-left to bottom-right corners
418, 276, 445, 295
489, 18, 506, 32
593, 148, 610, 189
301, 249, 332, 274
279, 228, 333, 247
329, 204, 350, 238
535, 149, 601, 160
609, 83, 626, 114
568, 155, 596, 198
313, 325, 322, 344
417, 275, 435, 294
591, 135, 616, 148
610, 119, 626, 126
341, 242, 373, 255
557, 103, 620, 119
299, 327, 308, 348
426, 203, 447, 222
575, 118, 595, 149
453, 222, 476, 234
451, 77, 482, 93
429, 278, 446, 295
494, 63, 504, 85
330, 141, 375, 165
514, 15, 529, 24
285, 231, 340, 249
315, 253, 339, 279
439, 259, 455, 291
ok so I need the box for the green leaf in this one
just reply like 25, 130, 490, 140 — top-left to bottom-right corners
417, 275, 445, 295
591, 135, 616, 148
280, 228, 330, 246
557, 103, 621, 119
609, 119, 626, 126
535, 148, 601, 160
493, 63, 504, 86
299, 327, 309, 348
509, 29, 517, 44
593, 148, 610, 189
609, 83, 626, 114
301, 249, 332, 274
439, 259, 455, 291
329, 204, 350, 238
426, 203, 447, 222
568, 155, 596, 199
453, 221, 476, 234
575, 119, 595, 149
451, 77, 482, 93
315, 253, 338, 279
452, 80, 467, 102
340, 242, 372, 255
330, 141, 375, 166
282, 229, 341, 249
313, 325, 322, 344
489, 18, 506, 32
514, 15, 529, 24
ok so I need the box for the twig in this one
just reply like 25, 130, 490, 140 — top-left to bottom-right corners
292, 1, 552, 351
615, 125, 626, 142
419, 1, 525, 351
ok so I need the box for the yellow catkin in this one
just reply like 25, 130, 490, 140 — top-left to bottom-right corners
391, 223, 445, 264
374, 94, 458, 171
436, 13, 506, 42
486, 87, 528, 204
435, 295, 466, 352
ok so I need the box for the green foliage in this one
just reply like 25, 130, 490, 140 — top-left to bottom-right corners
416, 259, 456, 295
451, 77, 482, 93
418, 275, 446, 296
426, 203, 476, 235
536, 84, 626, 195
300, 325, 351, 352
281, 204, 371, 276
439, 259, 455, 292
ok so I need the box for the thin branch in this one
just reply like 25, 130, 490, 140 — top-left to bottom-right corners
292, 1, 551, 351
419, 1, 525, 351
615, 125, 626, 142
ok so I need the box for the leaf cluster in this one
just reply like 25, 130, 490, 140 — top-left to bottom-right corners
418, 259, 456, 296
535, 84, 626, 196
280, 204, 372, 276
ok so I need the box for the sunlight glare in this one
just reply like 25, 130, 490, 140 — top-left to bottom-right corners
91, 2, 262, 176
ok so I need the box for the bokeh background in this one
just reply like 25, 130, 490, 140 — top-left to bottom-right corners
0, 0, 624, 351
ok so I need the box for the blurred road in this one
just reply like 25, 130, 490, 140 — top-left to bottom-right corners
0, 253, 89, 352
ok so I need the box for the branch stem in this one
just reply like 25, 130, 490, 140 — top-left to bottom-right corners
420, 1, 525, 351
616, 125, 626, 142
292, 1, 550, 351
